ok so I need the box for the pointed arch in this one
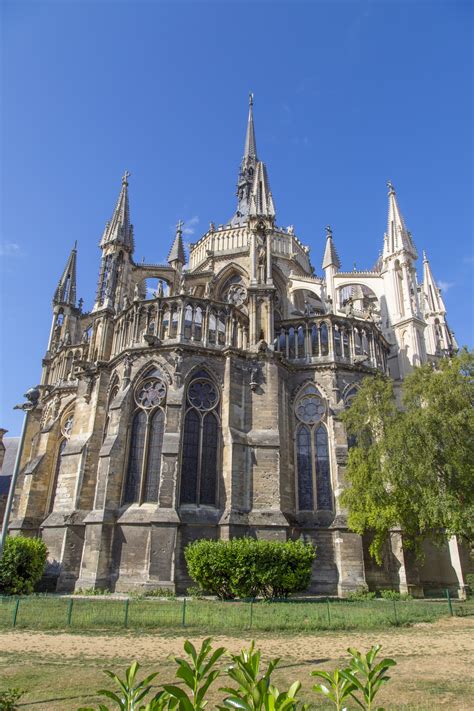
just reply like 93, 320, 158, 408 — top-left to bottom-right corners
179, 369, 221, 507
294, 385, 333, 512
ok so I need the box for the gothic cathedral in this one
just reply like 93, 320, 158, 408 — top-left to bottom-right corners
10, 97, 466, 596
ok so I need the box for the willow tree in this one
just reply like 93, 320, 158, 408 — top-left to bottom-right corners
341, 349, 474, 563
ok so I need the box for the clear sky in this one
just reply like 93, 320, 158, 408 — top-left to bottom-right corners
1, 0, 473, 435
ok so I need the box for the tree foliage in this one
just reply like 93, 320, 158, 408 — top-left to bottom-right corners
0, 536, 48, 595
341, 350, 474, 562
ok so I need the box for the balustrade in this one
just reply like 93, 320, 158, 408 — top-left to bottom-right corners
274, 316, 388, 372
111, 296, 249, 357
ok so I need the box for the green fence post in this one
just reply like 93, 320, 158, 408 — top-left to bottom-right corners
12, 598, 20, 628
392, 599, 398, 625
67, 598, 74, 627
326, 598, 331, 626
249, 600, 253, 630
124, 599, 130, 628
445, 589, 454, 617
182, 598, 187, 628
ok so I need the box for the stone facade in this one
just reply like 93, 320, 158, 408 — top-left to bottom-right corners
9, 97, 469, 596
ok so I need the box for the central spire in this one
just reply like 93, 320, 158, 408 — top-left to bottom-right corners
230, 94, 275, 225
244, 93, 257, 160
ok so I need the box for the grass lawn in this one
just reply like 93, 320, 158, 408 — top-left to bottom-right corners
1, 595, 472, 633
0, 616, 473, 710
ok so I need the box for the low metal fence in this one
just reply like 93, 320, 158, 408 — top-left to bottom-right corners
0, 591, 472, 632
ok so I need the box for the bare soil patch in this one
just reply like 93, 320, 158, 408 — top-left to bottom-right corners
1, 616, 473, 710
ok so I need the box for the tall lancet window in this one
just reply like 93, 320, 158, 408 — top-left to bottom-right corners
180, 370, 220, 506
123, 374, 167, 504
294, 385, 333, 512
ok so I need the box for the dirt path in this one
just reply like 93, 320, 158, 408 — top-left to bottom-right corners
1, 616, 472, 663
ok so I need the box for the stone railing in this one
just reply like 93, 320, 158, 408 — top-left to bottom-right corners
45, 342, 89, 386
274, 314, 388, 371
110, 296, 250, 357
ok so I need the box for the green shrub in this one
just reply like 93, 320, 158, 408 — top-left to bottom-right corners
379, 589, 412, 601
465, 573, 474, 597
74, 587, 111, 596
184, 537, 316, 600
346, 588, 377, 601
0, 536, 47, 596
0, 688, 24, 711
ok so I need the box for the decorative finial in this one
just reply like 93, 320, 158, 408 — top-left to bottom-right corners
73, 240, 77, 250
249, 92, 254, 107
423, 249, 428, 262
387, 180, 395, 194
353, 262, 357, 271
176, 219, 184, 233
122, 170, 131, 185
326, 225, 332, 238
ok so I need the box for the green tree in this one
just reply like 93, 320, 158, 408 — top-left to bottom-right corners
341, 350, 474, 562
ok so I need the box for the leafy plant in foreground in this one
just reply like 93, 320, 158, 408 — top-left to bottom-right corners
342, 644, 396, 710
312, 644, 395, 710
311, 667, 356, 711
163, 637, 226, 710
219, 641, 308, 710
78, 661, 170, 711
0, 688, 24, 711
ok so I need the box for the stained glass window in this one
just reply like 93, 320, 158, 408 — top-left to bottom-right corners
124, 410, 147, 503
315, 425, 332, 510
180, 409, 200, 504
294, 387, 333, 512
297, 425, 313, 510
123, 377, 167, 505
144, 409, 165, 502
320, 323, 329, 355
180, 374, 220, 506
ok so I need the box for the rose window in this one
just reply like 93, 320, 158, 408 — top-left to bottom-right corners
135, 378, 166, 409
295, 395, 325, 424
188, 379, 219, 411
226, 284, 247, 307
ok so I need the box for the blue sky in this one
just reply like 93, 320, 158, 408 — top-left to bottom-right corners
1, 0, 472, 434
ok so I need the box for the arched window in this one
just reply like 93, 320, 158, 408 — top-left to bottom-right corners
294, 385, 333, 511
320, 323, 329, 356
123, 376, 167, 504
184, 305, 193, 339
193, 306, 203, 341
334, 327, 342, 356
180, 371, 220, 506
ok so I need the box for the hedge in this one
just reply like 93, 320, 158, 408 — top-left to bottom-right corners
0, 536, 48, 595
184, 537, 316, 599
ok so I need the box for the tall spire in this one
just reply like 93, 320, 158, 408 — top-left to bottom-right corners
322, 225, 341, 270
167, 219, 186, 266
230, 94, 263, 225
422, 250, 446, 314
383, 181, 417, 259
53, 243, 77, 306
248, 161, 275, 218
100, 171, 134, 252
244, 92, 257, 160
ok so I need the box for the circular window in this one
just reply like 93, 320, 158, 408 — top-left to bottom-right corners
188, 379, 219, 411
295, 395, 325, 424
135, 378, 166, 409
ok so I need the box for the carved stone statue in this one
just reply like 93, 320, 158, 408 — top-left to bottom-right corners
157, 280, 164, 298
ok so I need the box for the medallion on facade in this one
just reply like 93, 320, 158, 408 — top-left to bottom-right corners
135, 378, 167, 409
295, 394, 325, 424
188, 379, 219, 411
